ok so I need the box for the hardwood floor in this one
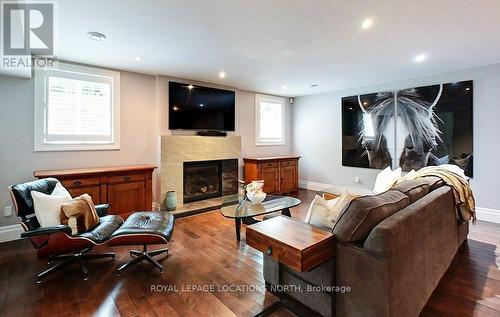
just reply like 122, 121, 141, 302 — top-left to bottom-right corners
0, 188, 498, 317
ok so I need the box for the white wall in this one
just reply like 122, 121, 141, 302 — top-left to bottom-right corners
153, 77, 294, 200
0, 71, 159, 226
0, 71, 293, 227
292, 63, 500, 220
238, 90, 293, 158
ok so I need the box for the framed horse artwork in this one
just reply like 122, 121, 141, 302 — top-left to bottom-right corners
342, 80, 473, 177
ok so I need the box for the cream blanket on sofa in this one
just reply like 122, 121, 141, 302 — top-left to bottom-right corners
402, 165, 476, 222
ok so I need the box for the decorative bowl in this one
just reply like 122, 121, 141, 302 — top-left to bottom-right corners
247, 192, 266, 204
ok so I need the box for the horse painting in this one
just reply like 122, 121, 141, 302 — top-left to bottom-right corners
342, 80, 473, 177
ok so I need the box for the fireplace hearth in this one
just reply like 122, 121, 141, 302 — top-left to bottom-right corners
183, 159, 238, 203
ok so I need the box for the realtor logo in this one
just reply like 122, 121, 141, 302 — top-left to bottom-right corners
2, 2, 54, 56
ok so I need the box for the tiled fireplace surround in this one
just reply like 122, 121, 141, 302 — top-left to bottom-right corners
160, 135, 241, 211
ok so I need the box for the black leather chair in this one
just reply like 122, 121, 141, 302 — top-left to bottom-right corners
9, 178, 124, 284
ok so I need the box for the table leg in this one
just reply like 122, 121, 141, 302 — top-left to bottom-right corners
235, 218, 241, 241
281, 208, 291, 217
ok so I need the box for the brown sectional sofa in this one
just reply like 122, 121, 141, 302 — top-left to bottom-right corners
263, 177, 469, 317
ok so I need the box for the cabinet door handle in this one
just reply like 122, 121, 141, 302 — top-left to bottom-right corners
123, 176, 131, 181
266, 247, 273, 256
73, 181, 82, 185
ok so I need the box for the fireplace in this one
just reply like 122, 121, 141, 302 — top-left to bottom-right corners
183, 159, 238, 203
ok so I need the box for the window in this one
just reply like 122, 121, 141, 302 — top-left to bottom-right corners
34, 62, 120, 151
255, 94, 285, 146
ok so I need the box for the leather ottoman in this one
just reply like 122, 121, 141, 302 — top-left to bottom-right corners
107, 211, 175, 273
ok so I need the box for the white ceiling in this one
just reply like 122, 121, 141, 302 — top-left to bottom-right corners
55, 0, 500, 96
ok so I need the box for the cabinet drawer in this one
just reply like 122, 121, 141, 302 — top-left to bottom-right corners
280, 160, 297, 167
246, 229, 301, 270
259, 162, 279, 169
67, 186, 101, 204
61, 177, 100, 188
107, 174, 145, 184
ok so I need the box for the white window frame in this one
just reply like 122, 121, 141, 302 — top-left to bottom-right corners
34, 62, 121, 151
255, 94, 285, 146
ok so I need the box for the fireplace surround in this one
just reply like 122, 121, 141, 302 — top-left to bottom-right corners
161, 135, 241, 209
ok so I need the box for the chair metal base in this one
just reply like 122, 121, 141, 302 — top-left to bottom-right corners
37, 248, 115, 284
117, 245, 168, 274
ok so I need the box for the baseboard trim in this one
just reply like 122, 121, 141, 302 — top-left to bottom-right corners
0, 224, 23, 243
299, 180, 500, 224
298, 180, 333, 191
476, 207, 500, 224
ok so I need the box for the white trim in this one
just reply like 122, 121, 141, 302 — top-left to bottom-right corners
34, 62, 121, 152
298, 180, 373, 195
255, 93, 285, 146
299, 180, 334, 192
476, 207, 500, 224
0, 224, 23, 243
299, 180, 500, 224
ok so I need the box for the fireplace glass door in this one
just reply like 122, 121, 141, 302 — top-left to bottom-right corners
183, 161, 222, 203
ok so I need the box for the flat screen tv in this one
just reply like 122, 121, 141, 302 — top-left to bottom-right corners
168, 81, 235, 131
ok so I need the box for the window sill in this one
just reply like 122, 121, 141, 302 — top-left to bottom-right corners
34, 144, 120, 152
255, 142, 286, 147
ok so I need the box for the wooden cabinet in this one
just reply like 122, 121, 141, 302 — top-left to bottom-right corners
243, 156, 300, 194
34, 165, 156, 219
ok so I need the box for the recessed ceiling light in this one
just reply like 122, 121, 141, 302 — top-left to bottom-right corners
282, 85, 288, 90
361, 18, 374, 29
199, 104, 205, 107
133, 56, 142, 61
310, 84, 319, 88
87, 32, 106, 41
363, 102, 368, 105
414, 53, 427, 63
172, 106, 180, 111
188, 84, 194, 89
219, 71, 226, 78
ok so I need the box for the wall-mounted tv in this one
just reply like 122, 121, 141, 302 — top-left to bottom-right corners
168, 81, 235, 131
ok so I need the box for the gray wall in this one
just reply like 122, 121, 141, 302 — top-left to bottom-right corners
292, 63, 500, 212
0, 72, 159, 226
0, 71, 293, 227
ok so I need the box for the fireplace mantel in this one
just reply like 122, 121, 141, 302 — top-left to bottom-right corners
160, 135, 241, 208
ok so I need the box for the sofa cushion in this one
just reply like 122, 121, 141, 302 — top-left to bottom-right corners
333, 190, 410, 242
420, 176, 445, 191
391, 179, 430, 203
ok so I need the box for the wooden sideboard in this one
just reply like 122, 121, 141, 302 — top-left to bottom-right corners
243, 156, 300, 194
34, 165, 156, 218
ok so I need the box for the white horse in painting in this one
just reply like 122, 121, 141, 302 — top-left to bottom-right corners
358, 85, 443, 171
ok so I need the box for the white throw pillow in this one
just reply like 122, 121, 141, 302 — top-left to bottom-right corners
373, 166, 402, 194
305, 192, 356, 230
31, 182, 72, 227
396, 169, 417, 184
51, 182, 72, 197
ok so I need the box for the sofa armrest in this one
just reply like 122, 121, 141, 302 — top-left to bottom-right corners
20, 225, 71, 238
95, 204, 110, 217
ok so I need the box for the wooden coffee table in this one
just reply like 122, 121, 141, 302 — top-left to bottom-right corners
220, 195, 301, 241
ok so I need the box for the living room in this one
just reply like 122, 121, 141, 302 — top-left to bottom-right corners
0, 1, 499, 316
